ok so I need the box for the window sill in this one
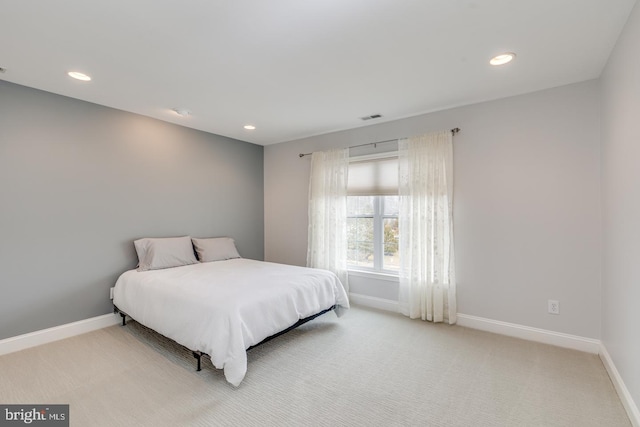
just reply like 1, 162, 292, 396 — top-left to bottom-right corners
347, 269, 399, 283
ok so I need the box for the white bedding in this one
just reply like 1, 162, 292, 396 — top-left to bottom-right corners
113, 258, 349, 386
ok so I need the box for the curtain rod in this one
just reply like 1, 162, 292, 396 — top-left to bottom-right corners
298, 127, 460, 158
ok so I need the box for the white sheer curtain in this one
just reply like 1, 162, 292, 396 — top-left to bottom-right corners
307, 148, 349, 292
398, 130, 456, 324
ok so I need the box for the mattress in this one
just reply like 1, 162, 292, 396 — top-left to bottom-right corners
113, 258, 349, 386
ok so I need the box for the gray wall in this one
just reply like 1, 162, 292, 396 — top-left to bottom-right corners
601, 0, 640, 411
265, 80, 602, 339
0, 81, 264, 340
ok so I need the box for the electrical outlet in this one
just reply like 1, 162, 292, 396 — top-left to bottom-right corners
548, 299, 560, 315
110, 287, 114, 300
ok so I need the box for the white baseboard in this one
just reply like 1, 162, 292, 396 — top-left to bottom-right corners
456, 313, 601, 354
600, 344, 640, 427
349, 297, 600, 353
349, 296, 639, 424
0, 313, 121, 356
452, 313, 638, 424
349, 293, 399, 313
2, 306, 637, 427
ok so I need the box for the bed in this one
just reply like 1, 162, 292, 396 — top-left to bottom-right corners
112, 236, 349, 386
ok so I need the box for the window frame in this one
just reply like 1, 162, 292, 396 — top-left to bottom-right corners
347, 195, 399, 274
346, 151, 400, 275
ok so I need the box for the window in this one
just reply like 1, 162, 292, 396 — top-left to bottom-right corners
347, 195, 399, 272
346, 153, 399, 274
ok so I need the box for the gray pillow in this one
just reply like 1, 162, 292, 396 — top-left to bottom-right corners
191, 237, 241, 262
134, 236, 199, 271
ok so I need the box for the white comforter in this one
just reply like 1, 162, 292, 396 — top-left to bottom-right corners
113, 259, 349, 386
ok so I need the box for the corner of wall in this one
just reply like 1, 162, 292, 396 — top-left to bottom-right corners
600, 344, 640, 426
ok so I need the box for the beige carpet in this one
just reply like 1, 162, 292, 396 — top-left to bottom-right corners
0, 306, 631, 427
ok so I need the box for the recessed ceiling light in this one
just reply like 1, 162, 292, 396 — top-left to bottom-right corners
489, 52, 516, 66
67, 71, 91, 81
172, 108, 190, 117
244, 125, 256, 130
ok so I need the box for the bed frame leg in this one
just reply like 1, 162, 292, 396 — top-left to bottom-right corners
120, 313, 126, 326
193, 351, 202, 371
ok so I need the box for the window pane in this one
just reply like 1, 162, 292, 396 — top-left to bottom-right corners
347, 195, 400, 274
347, 217, 374, 268
383, 195, 399, 216
353, 245, 374, 269
347, 196, 374, 216
383, 218, 399, 271
347, 217, 374, 242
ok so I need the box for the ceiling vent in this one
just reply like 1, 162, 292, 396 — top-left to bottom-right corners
360, 114, 383, 121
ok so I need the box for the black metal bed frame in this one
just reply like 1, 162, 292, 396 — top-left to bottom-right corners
113, 304, 336, 372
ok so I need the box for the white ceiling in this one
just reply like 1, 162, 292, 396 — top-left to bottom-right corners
1, 1, 636, 145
